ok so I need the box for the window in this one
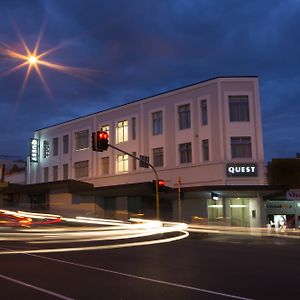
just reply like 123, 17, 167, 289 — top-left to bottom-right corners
132, 117, 136, 140
53, 165, 58, 181
102, 157, 109, 175
43, 141, 50, 158
74, 160, 89, 178
178, 104, 191, 129
53, 137, 58, 156
116, 120, 128, 143
153, 147, 164, 167
152, 111, 163, 135
63, 135, 69, 154
201, 100, 208, 125
43, 167, 49, 182
202, 139, 209, 161
63, 164, 68, 180
179, 142, 192, 164
101, 125, 110, 136
132, 152, 137, 171
231, 137, 252, 158
116, 154, 128, 173
75, 130, 89, 150
229, 96, 250, 122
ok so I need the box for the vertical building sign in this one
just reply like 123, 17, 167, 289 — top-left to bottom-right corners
30, 138, 39, 163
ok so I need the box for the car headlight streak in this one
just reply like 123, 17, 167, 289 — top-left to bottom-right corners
0, 210, 189, 254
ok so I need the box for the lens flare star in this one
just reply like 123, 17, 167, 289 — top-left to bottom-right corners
0, 27, 97, 98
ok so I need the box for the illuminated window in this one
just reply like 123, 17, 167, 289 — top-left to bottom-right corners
116, 120, 128, 143
116, 154, 128, 173
53, 165, 58, 181
43, 167, 49, 182
229, 96, 249, 121
201, 100, 208, 125
63, 135, 69, 154
102, 157, 109, 175
43, 140, 50, 158
53, 137, 58, 156
178, 104, 191, 130
153, 147, 164, 167
101, 125, 110, 136
152, 111, 163, 135
75, 130, 89, 150
63, 164, 68, 180
231, 137, 252, 158
202, 139, 209, 161
179, 142, 192, 164
74, 160, 89, 178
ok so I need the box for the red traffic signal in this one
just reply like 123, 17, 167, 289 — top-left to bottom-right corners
92, 131, 109, 152
152, 179, 166, 192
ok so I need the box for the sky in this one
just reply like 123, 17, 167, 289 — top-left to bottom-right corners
0, 0, 299, 162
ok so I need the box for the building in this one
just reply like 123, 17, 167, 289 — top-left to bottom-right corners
3, 76, 282, 226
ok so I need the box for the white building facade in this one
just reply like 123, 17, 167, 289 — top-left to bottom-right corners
27, 76, 265, 188
21, 76, 273, 226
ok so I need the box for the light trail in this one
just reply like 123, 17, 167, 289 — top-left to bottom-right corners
0, 210, 189, 254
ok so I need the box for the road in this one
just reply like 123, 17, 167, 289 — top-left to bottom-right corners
0, 224, 299, 300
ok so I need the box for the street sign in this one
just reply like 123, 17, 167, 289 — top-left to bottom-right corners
139, 155, 149, 168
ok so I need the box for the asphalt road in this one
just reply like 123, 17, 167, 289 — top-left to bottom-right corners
0, 229, 299, 300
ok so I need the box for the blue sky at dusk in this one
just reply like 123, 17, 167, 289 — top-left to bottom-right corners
0, 0, 299, 162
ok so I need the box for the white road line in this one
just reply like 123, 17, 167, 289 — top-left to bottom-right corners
28, 253, 254, 300
0, 273, 74, 300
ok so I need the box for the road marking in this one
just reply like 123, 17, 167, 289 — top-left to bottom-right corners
0, 273, 74, 300
28, 253, 254, 300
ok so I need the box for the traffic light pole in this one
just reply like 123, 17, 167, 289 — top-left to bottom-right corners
107, 143, 160, 220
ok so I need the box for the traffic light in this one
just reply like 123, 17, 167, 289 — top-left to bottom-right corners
92, 131, 109, 152
152, 179, 166, 193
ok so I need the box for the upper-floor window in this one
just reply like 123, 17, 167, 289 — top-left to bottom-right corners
116, 154, 128, 173
63, 135, 69, 154
179, 142, 192, 164
43, 140, 50, 158
116, 120, 128, 143
43, 167, 49, 182
231, 137, 252, 158
201, 100, 208, 125
53, 137, 58, 156
101, 125, 110, 136
74, 160, 89, 178
132, 152, 137, 171
75, 130, 89, 150
178, 104, 191, 130
152, 111, 163, 135
132, 117, 136, 140
53, 165, 58, 181
229, 96, 250, 122
63, 164, 68, 180
153, 147, 164, 167
101, 157, 109, 175
202, 139, 209, 161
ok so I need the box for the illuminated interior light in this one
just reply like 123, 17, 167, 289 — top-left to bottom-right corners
230, 205, 248, 208
208, 205, 223, 208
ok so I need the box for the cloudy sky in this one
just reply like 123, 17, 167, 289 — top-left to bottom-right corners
0, 0, 299, 162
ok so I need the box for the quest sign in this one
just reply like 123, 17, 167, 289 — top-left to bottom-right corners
30, 138, 39, 163
226, 163, 258, 177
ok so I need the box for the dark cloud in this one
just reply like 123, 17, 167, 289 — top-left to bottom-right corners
0, 0, 299, 161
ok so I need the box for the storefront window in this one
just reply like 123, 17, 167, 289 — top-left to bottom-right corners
227, 198, 250, 227
207, 199, 223, 223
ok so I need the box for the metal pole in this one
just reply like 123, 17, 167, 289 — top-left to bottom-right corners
107, 143, 160, 220
178, 176, 182, 222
